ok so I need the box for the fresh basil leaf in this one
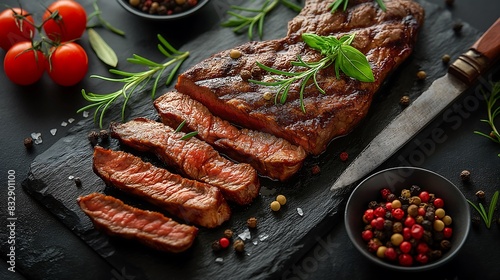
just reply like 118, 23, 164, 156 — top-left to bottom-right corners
338, 45, 374, 82
88, 28, 118, 67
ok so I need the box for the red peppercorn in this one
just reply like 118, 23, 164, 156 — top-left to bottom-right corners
415, 253, 429, 264
339, 151, 349, 161
399, 241, 412, 253
391, 208, 405, 220
380, 188, 392, 200
417, 206, 426, 216
411, 224, 424, 240
403, 227, 412, 240
374, 206, 386, 218
416, 242, 429, 254
362, 230, 373, 241
371, 217, 385, 230
398, 253, 413, 266
419, 191, 430, 203
433, 198, 444, 208
364, 209, 374, 222
404, 216, 415, 227
384, 247, 397, 261
443, 227, 453, 239
219, 237, 230, 249
385, 202, 393, 211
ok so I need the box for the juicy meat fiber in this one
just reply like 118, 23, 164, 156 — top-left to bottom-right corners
154, 91, 307, 181
176, 0, 425, 155
77, 193, 198, 253
110, 118, 260, 205
92, 146, 231, 228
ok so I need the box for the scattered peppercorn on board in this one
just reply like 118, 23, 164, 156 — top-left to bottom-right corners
22, 1, 482, 279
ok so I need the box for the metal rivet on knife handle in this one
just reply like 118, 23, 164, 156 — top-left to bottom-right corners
449, 18, 500, 85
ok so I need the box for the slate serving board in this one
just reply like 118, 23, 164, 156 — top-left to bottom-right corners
22, 1, 480, 279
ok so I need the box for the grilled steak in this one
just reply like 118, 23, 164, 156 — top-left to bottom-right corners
110, 118, 260, 205
154, 91, 307, 181
92, 146, 231, 228
175, 0, 425, 155
77, 192, 198, 253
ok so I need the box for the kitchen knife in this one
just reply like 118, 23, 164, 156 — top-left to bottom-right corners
331, 18, 500, 191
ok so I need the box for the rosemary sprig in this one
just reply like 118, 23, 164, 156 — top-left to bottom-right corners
221, 0, 302, 40
77, 35, 189, 128
249, 32, 374, 112
467, 190, 499, 229
175, 120, 199, 140
86, 0, 125, 36
474, 82, 500, 157
329, 0, 386, 13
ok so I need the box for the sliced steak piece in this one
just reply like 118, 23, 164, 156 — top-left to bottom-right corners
175, 0, 425, 155
92, 146, 231, 228
77, 192, 198, 253
154, 91, 307, 181
110, 118, 260, 205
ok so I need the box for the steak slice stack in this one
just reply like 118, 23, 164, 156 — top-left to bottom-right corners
175, 0, 425, 155
154, 91, 307, 181
110, 118, 260, 205
77, 193, 198, 253
92, 146, 231, 228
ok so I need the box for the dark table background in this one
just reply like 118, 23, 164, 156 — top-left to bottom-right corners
0, 0, 499, 279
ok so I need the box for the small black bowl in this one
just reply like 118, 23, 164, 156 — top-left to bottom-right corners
345, 167, 470, 271
117, 0, 211, 21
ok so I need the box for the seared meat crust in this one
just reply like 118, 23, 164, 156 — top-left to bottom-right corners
154, 91, 307, 181
110, 118, 260, 205
93, 146, 231, 228
176, 0, 424, 155
77, 193, 198, 253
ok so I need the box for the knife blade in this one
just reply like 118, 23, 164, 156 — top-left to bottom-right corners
331, 18, 500, 191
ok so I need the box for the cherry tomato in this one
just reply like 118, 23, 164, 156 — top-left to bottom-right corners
43, 0, 87, 42
3, 41, 46, 85
47, 42, 88, 86
0, 8, 35, 50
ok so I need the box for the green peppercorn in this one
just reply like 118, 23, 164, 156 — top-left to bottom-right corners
416, 70, 427, 80
442, 54, 451, 63
230, 49, 242, 59
211, 240, 222, 252
407, 204, 419, 217
399, 95, 410, 106
24, 137, 33, 149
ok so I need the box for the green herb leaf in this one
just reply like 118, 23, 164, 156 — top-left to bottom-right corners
250, 32, 374, 112
222, 0, 302, 40
467, 190, 499, 228
474, 82, 500, 156
78, 35, 189, 128
329, 0, 386, 13
88, 28, 118, 67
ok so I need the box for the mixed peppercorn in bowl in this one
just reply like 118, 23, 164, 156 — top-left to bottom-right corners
117, 0, 210, 20
345, 167, 470, 271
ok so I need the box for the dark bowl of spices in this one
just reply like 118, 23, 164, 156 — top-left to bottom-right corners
345, 167, 470, 271
117, 0, 211, 21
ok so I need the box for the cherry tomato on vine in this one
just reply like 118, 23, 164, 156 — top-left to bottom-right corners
43, 0, 87, 42
3, 41, 46, 85
0, 8, 35, 51
46, 42, 88, 86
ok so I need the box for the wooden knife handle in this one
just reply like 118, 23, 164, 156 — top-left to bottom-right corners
449, 17, 500, 85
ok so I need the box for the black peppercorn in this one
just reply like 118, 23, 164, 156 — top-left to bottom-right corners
247, 217, 257, 229
24, 137, 33, 149
429, 249, 442, 260
399, 95, 410, 106
460, 170, 471, 182
475, 190, 485, 199
74, 177, 82, 187
440, 239, 451, 251
224, 229, 233, 239
211, 240, 222, 252
368, 200, 378, 209
88, 131, 99, 146
386, 193, 396, 202
240, 70, 252, 81
421, 220, 432, 231
99, 129, 109, 141
453, 22, 463, 33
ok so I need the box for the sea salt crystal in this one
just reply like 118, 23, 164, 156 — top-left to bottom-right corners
83, 111, 90, 118
68, 118, 75, 123
297, 208, 304, 217
31, 132, 42, 144
50, 129, 57, 136
215, 257, 224, 264
61, 121, 68, 127
252, 240, 258, 245
68, 175, 74, 180
258, 233, 269, 242
238, 228, 251, 241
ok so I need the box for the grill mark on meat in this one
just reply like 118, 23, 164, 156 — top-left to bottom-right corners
92, 146, 231, 228
77, 193, 198, 253
110, 118, 260, 205
154, 91, 307, 181
175, 0, 424, 155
